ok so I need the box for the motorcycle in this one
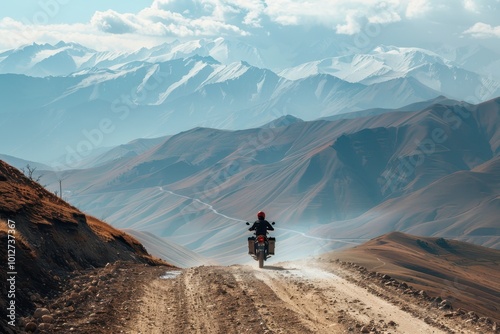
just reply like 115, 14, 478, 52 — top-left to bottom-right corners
246, 221, 276, 268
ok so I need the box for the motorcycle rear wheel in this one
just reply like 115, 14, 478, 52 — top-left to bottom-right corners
258, 251, 264, 268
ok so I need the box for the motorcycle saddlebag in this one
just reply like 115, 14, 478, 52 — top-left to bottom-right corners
268, 237, 276, 255
248, 237, 255, 254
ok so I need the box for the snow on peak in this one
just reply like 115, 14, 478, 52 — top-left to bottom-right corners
279, 44, 458, 85
203, 60, 251, 84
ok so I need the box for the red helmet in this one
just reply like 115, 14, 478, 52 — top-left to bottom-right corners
257, 211, 265, 219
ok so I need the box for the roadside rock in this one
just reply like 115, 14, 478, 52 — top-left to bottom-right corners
25, 322, 37, 332
439, 300, 452, 310
360, 325, 371, 333
41, 314, 54, 323
38, 323, 53, 331
34, 308, 50, 319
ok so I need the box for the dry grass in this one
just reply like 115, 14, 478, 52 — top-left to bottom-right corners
0, 220, 7, 233
86, 214, 142, 246
86, 215, 168, 266
0, 160, 166, 266
0, 219, 35, 257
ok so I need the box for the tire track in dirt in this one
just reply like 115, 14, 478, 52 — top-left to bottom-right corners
247, 266, 348, 333
128, 263, 451, 334
259, 263, 444, 333
129, 266, 304, 333
231, 266, 328, 333
252, 263, 447, 334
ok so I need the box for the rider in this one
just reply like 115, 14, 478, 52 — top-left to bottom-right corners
248, 211, 274, 235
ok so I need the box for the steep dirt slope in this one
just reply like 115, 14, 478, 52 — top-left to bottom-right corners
0, 160, 167, 333
327, 232, 500, 322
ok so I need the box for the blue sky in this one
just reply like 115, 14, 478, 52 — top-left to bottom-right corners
1, 0, 499, 52
1, 1, 153, 24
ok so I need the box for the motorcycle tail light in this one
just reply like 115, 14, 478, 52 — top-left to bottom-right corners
257, 235, 265, 243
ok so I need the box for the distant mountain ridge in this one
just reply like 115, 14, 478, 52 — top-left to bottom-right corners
2, 40, 500, 79
38, 98, 500, 264
0, 38, 265, 77
320, 95, 471, 122
0, 55, 441, 163
2, 40, 500, 163
279, 45, 500, 102
0, 154, 53, 171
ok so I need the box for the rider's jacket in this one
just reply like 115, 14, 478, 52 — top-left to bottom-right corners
249, 219, 274, 236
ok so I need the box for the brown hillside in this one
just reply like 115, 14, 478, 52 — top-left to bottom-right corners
0, 160, 167, 332
327, 232, 500, 322
45, 98, 499, 254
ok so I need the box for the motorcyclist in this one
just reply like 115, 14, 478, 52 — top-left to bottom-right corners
248, 211, 274, 235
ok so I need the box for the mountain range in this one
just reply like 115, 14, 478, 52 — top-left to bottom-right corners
0, 39, 266, 77
35, 97, 500, 265
2, 38, 499, 265
1, 40, 500, 164
2, 40, 500, 79
2, 28, 500, 333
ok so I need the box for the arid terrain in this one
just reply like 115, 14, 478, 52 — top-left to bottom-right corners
331, 232, 500, 323
17, 257, 497, 334
129, 258, 499, 334
0, 160, 168, 333
1, 159, 499, 334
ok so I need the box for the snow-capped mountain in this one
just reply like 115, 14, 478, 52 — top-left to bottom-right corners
1, 54, 442, 163
3, 40, 499, 91
1, 40, 500, 164
279, 46, 500, 102
280, 46, 452, 82
0, 41, 95, 77
435, 44, 500, 79
0, 38, 266, 77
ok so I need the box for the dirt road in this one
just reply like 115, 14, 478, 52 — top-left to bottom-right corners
127, 260, 469, 334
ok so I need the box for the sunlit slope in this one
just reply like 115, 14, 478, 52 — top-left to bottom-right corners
41, 98, 500, 262
328, 232, 500, 322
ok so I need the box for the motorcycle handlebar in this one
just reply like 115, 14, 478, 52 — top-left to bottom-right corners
246, 221, 276, 234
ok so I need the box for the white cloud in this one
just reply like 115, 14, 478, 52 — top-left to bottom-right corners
405, 0, 432, 18
0, 17, 164, 52
265, 0, 353, 27
463, 22, 500, 38
226, 0, 267, 27
0, 18, 91, 49
91, 10, 139, 34
104, 1, 250, 37
463, 0, 480, 13
368, 1, 401, 24
263, 0, 404, 35
336, 12, 362, 35
2, 0, 499, 53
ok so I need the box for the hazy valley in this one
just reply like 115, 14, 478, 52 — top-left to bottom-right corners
1, 29, 500, 333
